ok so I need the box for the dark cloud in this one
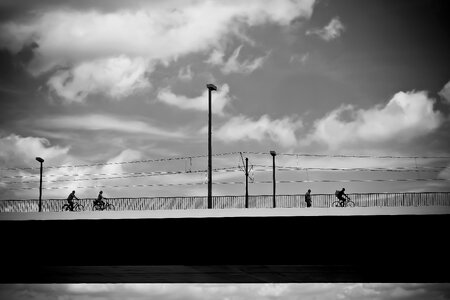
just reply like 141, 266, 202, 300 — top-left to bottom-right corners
16, 41, 39, 65
0, 47, 36, 99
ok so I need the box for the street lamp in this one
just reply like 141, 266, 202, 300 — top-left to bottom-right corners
35, 157, 44, 212
206, 83, 217, 209
270, 151, 276, 208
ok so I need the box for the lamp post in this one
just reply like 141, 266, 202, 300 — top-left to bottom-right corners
206, 83, 217, 209
35, 157, 44, 212
270, 151, 276, 208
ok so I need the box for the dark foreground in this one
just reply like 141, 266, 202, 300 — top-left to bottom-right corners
1, 213, 449, 283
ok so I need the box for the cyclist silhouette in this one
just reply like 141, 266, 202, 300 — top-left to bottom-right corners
67, 190, 79, 211
94, 191, 107, 209
336, 188, 349, 207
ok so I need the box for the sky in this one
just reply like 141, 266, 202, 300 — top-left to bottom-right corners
1, 283, 450, 300
1, 0, 450, 200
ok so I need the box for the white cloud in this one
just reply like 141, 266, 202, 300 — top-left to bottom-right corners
0, 134, 71, 200
302, 90, 443, 151
257, 284, 289, 297
1, 283, 446, 300
306, 17, 345, 41
0, 0, 315, 101
0, 138, 151, 200
439, 80, 450, 104
98, 149, 143, 176
157, 84, 232, 115
48, 148, 145, 200
214, 114, 303, 148
206, 45, 269, 74
0, 134, 70, 169
37, 114, 187, 139
47, 56, 152, 103
206, 49, 226, 65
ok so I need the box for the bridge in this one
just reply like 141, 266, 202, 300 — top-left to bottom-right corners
1, 192, 449, 283
1, 192, 449, 212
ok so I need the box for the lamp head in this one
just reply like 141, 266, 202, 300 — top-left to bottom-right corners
35, 157, 44, 163
270, 151, 276, 156
206, 83, 217, 91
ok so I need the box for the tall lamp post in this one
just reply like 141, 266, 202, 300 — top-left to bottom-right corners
35, 157, 44, 212
270, 151, 276, 208
206, 83, 217, 209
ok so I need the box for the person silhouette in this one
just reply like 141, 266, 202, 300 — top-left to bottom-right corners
305, 189, 312, 207
336, 188, 349, 207
94, 191, 107, 209
67, 190, 79, 211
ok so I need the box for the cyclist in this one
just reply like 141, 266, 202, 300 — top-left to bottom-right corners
67, 190, 79, 211
94, 191, 107, 209
336, 188, 349, 207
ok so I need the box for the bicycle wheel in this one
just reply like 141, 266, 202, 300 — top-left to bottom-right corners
105, 203, 115, 211
346, 201, 355, 207
62, 204, 70, 211
93, 204, 101, 211
331, 201, 342, 207
74, 204, 84, 212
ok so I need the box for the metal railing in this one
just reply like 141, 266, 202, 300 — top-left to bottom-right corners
0, 192, 449, 213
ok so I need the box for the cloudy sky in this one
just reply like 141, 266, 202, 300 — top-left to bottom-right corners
1, 283, 450, 300
1, 0, 450, 200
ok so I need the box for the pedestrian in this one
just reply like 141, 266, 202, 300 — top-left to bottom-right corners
305, 189, 312, 207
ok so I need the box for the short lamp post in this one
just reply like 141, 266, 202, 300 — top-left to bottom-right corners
270, 151, 276, 208
35, 157, 44, 212
206, 83, 217, 209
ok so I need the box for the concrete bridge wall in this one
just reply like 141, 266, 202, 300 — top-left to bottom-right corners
1, 211, 449, 283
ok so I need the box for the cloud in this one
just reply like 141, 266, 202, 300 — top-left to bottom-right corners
302, 90, 443, 151
257, 285, 290, 297
214, 114, 303, 148
290, 52, 309, 64
1, 283, 449, 300
439, 80, 450, 104
206, 45, 270, 74
0, 0, 315, 101
438, 164, 450, 180
306, 17, 345, 41
47, 56, 152, 103
178, 65, 193, 81
0, 134, 71, 200
47, 55, 150, 102
157, 84, 232, 115
37, 114, 187, 139
0, 134, 70, 169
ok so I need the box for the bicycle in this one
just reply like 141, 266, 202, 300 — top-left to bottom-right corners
332, 197, 355, 207
93, 201, 115, 211
62, 201, 85, 212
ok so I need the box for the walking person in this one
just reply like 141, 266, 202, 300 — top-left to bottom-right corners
305, 189, 312, 207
